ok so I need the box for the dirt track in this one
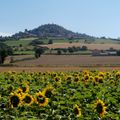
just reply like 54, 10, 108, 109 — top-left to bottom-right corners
0, 66, 120, 72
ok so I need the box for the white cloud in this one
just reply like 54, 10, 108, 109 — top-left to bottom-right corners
0, 32, 12, 37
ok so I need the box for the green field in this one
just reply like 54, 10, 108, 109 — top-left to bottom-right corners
94, 38, 120, 44
14, 50, 34, 55
4, 37, 36, 47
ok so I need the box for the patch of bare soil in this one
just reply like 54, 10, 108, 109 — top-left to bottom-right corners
13, 55, 120, 67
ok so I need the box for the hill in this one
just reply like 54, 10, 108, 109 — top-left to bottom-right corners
12, 24, 94, 39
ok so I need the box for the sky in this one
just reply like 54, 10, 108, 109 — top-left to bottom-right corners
0, 0, 120, 38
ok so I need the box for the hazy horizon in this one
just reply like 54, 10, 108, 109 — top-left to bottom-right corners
1, 0, 120, 38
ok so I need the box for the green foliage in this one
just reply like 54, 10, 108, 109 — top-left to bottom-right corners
29, 39, 44, 46
34, 47, 48, 58
48, 39, 53, 44
0, 42, 13, 64
57, 50, 62, 55
68, 47, 74, 53
81, 45, 88, 51
0, 70, 120, 119
117, 50, 120, 56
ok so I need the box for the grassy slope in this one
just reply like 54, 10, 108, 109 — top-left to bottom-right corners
4, 37, 36, 46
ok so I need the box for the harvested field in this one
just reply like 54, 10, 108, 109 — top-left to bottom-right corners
13, 55, 120, 67
40, 43, 120, 50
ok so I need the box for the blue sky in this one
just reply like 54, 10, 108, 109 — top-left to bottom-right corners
0, 0, 120, 38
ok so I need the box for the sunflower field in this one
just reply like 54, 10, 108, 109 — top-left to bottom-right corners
0, 70, 120, 120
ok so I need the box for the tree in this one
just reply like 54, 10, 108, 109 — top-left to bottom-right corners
0, 42, 13, 64
62, 48, 67, 54
29, 39, 44, 46
117, 50, 120, 56
48, 39, 53, 44
34, 47, 48, 58
19, 44, 23, 47
68, 47, 74, 53
57, 50, 62, 55
81, 46, 88, 51
0, 49, 7, 64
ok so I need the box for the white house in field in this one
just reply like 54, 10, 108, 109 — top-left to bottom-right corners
92, 49, 117, 56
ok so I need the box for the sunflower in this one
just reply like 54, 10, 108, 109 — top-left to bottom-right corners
95, 99, 106, 117
73, 104, 82, 117
74, 76, 80, 82
42, 85, 53, 98
54, 76, 61, 83
94, 76, 103, 83
84, 74, 89, 81
15, 88, 23, 96
89, 76, 94, 81
98, 72, 105, 78
83, 70, 89, 75
51, 72, 57, 78
98, 76, 103, 83
94, 76, 99, 82
9, 92, 22, 108
66, 76, 72, 84
115, 71, 120, 79
22, 93, 34, 106
20, 83, 29, 93
35, 91, 48, 107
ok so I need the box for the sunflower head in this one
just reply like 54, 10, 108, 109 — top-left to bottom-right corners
15, 88, 23, 96
9, 93, 22, 108
35, 92, 48, 107
89, 76, 94, 81
54, 76, 61, 83
20, 83, 29, 93
66, 76, 72, 84
73, 104, 82, 117
22, 93, 34, 106
74, 76, 80, 82
94, 76, 99, 82
42, 86, 53, 98
95, 99, 106, 118
51, 72, 57, 78
83, 70, 89, 75
84, 74, 89, 81
98, 77, 103, 83
116, 71, 120, 78
98, 72, 105, 78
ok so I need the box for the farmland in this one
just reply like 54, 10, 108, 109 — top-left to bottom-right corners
1, 36, 120, 72
0, 70, 120, 119
40, 43, 120, 50
1, 37, 120, 119
9, 55, 120, 67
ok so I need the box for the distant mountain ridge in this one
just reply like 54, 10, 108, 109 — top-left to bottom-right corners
12, 24, 94, 39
